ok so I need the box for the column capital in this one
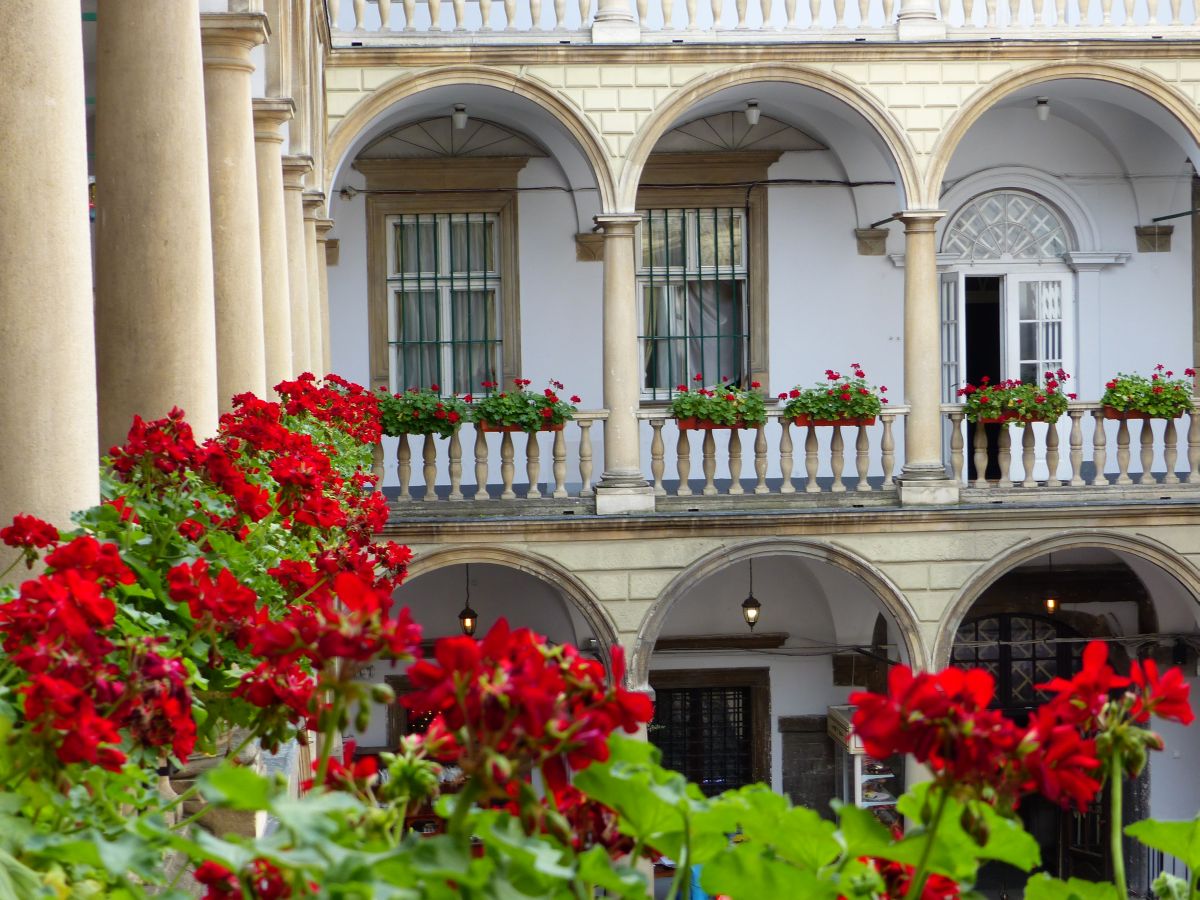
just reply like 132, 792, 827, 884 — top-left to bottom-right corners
896, 210, 946, 231
252, 97, 295, 138
200, 12, 269, 70
281, 155, 313, 190
302, 191, 326, 219
594, 214, 641, 235
315, 218, 335, 241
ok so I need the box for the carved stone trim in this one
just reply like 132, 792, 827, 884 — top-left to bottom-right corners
1135, 224, 1174, 252
855, 227, 890, 256
324, 238, 339, 266
575, 232, 604, 262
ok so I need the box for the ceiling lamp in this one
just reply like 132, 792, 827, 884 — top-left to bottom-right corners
741, 559, 762, 630
1044, 553, 1058, 615
744, 100, 761, 127
1036, 97, 1050, 122
458, 563, 478, 636
452, 104, 469, 130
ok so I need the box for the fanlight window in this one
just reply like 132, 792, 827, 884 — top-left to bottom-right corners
943, 191, 1071, 261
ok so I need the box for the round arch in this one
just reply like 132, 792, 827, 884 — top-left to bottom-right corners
617, 64, 922, 212
630, 537, 927, 689
933, 529, 1200, 668
403, 544, 622, 666
324, 65, 618, 213
926, 63, 1200, 203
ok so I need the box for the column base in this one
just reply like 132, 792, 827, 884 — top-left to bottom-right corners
896, 16, 947, 39
896, 473, 960, 506
595, 482, 655, 515
591, 17, 641, 42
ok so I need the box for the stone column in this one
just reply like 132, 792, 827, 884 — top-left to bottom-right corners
253, 99, 295, 390
95, 0, 219, 448
302, 193, 325, 377
315, 218, 335, 376
591, 0, 641, 42
281, 156, 312, 375
594, 215, 654, 515
896, 0, 946, 39
0, 0, 99, 531
202, 13, 270, 409
897, 211, 957, 505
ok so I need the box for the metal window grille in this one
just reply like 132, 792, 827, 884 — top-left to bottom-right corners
386, 212, 501, 396
952, 614, 1082, 715
649, 685, 752, 797
637, 207, 749, 400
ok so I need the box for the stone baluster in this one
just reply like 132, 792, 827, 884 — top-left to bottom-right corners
997, 426, 1012, 488
579, 0, 593, 22
985, 0, 996, 25
779, 421, 796, 493
422, 434, 438, 502
1115, 419, 1133, 484
688, 0, 700, 28
1123, 0, 1133, 22
403, 0, 417, 28
972, 424, 987, 488
1163, 419, 1179, 484
1054, 0, 1065, 23
499, 433, 516, 499
948, 411, 964, 484
453, 0, 468, 28
379, 0, 392, 27
1100, 0, 1112, 25
762, 0, 775, 28
553, 0, 567, 27
531, 0, 544, 27
711, 0, 723, 28
329, 0, 342, 26
1046, 422, 1061, 486
474, 428, 490, 500
1169, 0, 1180, 24
1137, 421, 1154, 486
1068, 410, 1085, 486
1187, 410, 1200, 483
448, 431, 464, 500
855, 423, 872, 492
1007, 0, 1019, 23
578, 420, 596, 496
754, 425, 769, 494
834, 0, 845, 22
1021, 425, 1037, 487
1040, 0, 1051, 25
650, 420, 666, 495
939, 0, 950, 19
859, 0, 870, 24
786, 0, 798, 26
352, 0, 366, 28
883, 0, 894, 19
805, 425, 820, 493
881, 413, 896, 487
830, 427, 846, 492
372, 441, 385, 485
728, 430, 744, 494
429, 0, 443, 28
526, 432, 542, 499
396, 435, 412, 500
963, 0, 974, 22
809, 0, 820, 26
1091, 410, 1109, 485
637, 0, 650, 23
1081, 0, 1093, 22
701, 431, 718, 495
552, 430, 568, 498
736, 0, 749, 26
481, 0, 494, 28
676, 431, 693, 496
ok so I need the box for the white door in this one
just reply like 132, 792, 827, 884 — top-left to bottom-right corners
939, 272, 965, 403
1004, 275, 1073, 385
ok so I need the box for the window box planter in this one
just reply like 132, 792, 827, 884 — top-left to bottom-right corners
478, 422, 565, 433
676, 417, 753, 431
1101, 407, 1177, 422
792, 415, 876, 427
1101, 367, 1195, 421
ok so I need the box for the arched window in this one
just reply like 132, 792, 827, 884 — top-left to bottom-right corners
943, 190, 1072, 261
952, 613, 1082, 715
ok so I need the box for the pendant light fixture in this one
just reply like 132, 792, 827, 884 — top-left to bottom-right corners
458, 563, 478, 636
741, 558, 762, 630
1044, 553, 1058, 615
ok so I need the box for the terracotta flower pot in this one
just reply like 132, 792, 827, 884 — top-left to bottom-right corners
477, 422, 566, 433
675, 417, 753, 430
792, 415, 877, 427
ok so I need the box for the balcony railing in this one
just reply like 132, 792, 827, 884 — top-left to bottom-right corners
324, 0, 1199, 45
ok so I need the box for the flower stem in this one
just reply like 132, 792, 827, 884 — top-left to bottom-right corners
908, 787, 951, 899
446, 779, 482, 840
1109, 754, 1127, 900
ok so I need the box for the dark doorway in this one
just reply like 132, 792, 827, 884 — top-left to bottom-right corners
964, 276, 1003, 481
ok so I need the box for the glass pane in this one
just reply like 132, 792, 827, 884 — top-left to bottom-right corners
451, 290, 497, 393
1019, 322, 1037, 360
1042, 321, 1061, 362
687, 280, 746, 384
642, 284, 687, 392
698, 210, 743, 268
1019, 282, 1038, 320
394, 290, 440, 390
448, 217, 495, 274
945, 191, 1069, 261
1020, 363, 1037, 384
641, 210, 684, 270
394, 220, 437, 275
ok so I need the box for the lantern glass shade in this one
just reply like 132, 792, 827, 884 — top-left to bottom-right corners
741, 594, 761, 629
1044, 594, 1058, 615
459, 604, 477, 636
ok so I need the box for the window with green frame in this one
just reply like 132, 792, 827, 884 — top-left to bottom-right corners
386, 212, 500, 395
637, 207, 749, 400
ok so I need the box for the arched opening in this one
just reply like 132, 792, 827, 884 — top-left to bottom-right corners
635, 540, 922, 819
944, 540, 1200, 892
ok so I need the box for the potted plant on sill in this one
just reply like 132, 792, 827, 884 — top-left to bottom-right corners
1101, 365, 1196, 420
470, 378, 580, 433
669, 374, 767, 429
957, 369, 1073, 425
781, 364, 887, 426
376, 385, 470, 439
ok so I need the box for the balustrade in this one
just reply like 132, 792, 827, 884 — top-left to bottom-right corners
639, 407, 906, 498
323, 0, 1196, 44
944, 402, 1200, 491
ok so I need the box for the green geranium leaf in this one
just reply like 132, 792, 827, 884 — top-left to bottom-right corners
575, 846, 648, 898
1126, 816, 1200, 874
198, 764, 275, 811
727, 785, 840, 870
1024, 872, 1120, 900
700, 842, 842, 900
